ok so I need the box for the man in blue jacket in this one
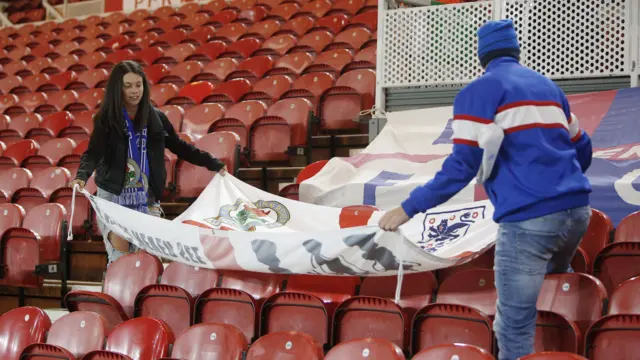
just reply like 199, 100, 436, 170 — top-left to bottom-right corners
379, 19, 593, 360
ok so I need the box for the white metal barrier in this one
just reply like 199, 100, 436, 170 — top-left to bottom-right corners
374, 0, 638, 114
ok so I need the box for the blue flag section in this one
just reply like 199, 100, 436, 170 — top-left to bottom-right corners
573, 87, 640, 225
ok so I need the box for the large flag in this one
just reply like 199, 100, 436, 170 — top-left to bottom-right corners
81, 174, 497, 276
300, 88, 640, 225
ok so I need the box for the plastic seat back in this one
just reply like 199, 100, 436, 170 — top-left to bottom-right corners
614, 210, 640, 243
43, 311, 106, 358
169, 323, 247, 360
103, 318, 174, 359
594, 242, 640, 294
520, 353, 587, 360
161, 262, 219, 298
326, 338, 405, 359
0, 203, 25, 234
0, 168, 32, 202
609, 276, 640, 314
103, 252, 164, 318
23, 203, 67, 262
436, 268, 497, 317
585, 314, 640, 359
537, 273, 607, 338
413, 343, 494, 360
181, 103, 226, 140
333, 296, 405, 349
411, 303, 493, 354
246, 331, 323, 360
535, 310, 581, 354
0, 307, 52, 359
175, 131, 239, 199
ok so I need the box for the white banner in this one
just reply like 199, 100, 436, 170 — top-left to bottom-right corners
84, 173, 497, 276
298, 107, 482, 210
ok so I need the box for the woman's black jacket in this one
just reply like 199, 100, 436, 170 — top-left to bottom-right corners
75, 107, 225, 200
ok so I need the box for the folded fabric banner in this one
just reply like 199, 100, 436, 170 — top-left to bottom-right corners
300, 88, 640, 225
83, 174, 497, 275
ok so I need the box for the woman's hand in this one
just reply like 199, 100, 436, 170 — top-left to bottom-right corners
219, 165, 227, 176
69, 179, 86, 191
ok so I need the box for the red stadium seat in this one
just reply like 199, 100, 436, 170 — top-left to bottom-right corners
209, 100, 268, 149
225, 55, 274, 83
166, 81, 215, 108
195, 287, 259, 343
411, 303, 493, 354
214, 23, 249, 43
26, 111, 74, 145
290, 31, 334, 54
64, 252, 164, 333
67, 69, 109, 91
279, 15, 316, 37
594, 242, 640, 294
203, 78, 252, 106
82, 317, 174, 360
59, 110, 96, 143
333, 296, 404, 349
585, 314, 640, 359
319, 68, 375, 131
0, 203, 24, 234
255, 34, 297, 56
174, 131, 239, 199
326, 338, 404, 359
413, 343, 494, 360
0, 307, 51, 359
164, 323, 247, 360
0, 168, 32, 203
13, 166, 71, 214
23, 137, 76, 174
195, 270, 282, 343
181, 103, 226, 140
242, 75, 293, 104
360, 271, 436, 332
150, 83, 180, 107
250, 97, 312, 162
145, 64, 171, 86
0, 139, 39, 169
436, 268, 497, 317
0, 113, 42, 145
65, 88, 104, 113
160, 262, 219, 298
158, 105, 185, 132
281, 72, 335, 112
20, 311, 106, 359
270, 51, 314, 76
521, 353, 587, 360
135, 284, 193, 338
278, 183, 299, 200
436, 246, 495, 283
579, 208, 614, 271
614, 210, 640, 243
158, 61, 203, 87
0, 203, 67, 287
186, 41, 227, 64
608, 276, 640, 314
246, 331, 323, 359
535, 310, 581, 354
537, 273, 607, 340
312, 14, 350, 34
221, 37, 263, 59
195, 58, 240, 84
297, 0, 333, 18
157, 43, 197, 66
306, 48, 354, 74
246, 20, 281, 40
297, 159, 329, 183
328, 27, 372, 51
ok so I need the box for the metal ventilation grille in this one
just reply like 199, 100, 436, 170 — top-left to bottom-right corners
504, 0, 630, 79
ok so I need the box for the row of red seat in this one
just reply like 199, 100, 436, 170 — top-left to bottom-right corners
54, 250, 638, 358
1, 306, 593, 359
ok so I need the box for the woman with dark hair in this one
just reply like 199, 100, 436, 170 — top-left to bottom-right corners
70, 60, 226, 265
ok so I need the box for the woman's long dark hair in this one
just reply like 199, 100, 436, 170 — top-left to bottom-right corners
96, 60, 152, 136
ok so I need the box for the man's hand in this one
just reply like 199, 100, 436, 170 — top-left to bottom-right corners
378, 206, 411, 231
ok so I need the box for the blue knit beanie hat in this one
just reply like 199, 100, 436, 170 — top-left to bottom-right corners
477, 19, 521, 67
